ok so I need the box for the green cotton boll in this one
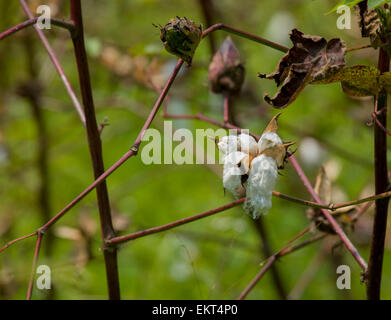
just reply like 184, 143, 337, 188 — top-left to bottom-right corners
159, 17, 202, 65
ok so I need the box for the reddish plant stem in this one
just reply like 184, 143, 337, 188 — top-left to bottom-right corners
202, 23, 289, 52
108, 198, 246, 244
223, 94, 230, 123
367, 47, 390, 300
0, 231, 37, 253
26, 232, 43, 300
18, 0, 86, 126
347, 44, 372, 52
70, 0, 120, 300
289, 156, 367, 271
372, 111, 391, 136
0, 17, 75, 40
237, 232, 327, 300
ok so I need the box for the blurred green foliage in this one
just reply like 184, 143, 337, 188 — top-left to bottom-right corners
0, 0, 390, 300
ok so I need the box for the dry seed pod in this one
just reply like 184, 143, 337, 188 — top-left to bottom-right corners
158, 17, 202, 65
262, 112, 281, 135
260, 142, 295, 168
208, 37, 245, 95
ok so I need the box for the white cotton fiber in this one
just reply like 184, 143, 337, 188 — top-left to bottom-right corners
257, 132, 283, 152
217, 135, 239, 156
223, 151, 248, 198
244, 154, 278, 218
238, 134, 258, 156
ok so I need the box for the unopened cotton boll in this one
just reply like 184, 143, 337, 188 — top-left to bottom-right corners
217, 135, 239, 156
258, 132, 283, 152
223, 151, 248, 198
244, 154, 278, 218
238, 134, 258, 156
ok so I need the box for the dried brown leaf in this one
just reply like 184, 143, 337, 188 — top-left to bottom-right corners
259, 29, 346, 109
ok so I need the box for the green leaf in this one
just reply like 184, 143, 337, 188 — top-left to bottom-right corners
327, 0, 362, 14
368, 0, 388, 9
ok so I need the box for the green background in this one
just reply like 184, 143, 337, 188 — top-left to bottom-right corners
0, 0, 389, 299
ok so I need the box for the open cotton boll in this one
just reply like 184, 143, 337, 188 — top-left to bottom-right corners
258, 132, 283, 152
217, 135, 239, 156
223, 151, 248, 198
238, 134, 258, 156
244, 154, 278, 219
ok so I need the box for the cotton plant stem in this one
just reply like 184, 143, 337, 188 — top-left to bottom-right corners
202, 23, 289, 53
372, 111, 391, 136
0, 231, 37, 253
0, 17, 75, 40
289, 156, 367, 271
107, 198, 246, 245
70, 0, 120, 300
18, 0, 86, 126
223, 94, 231, 123
237, 232, 327, 300
347, 44, 372, 52
26, 232, 43, 300
367, 47, 390, 300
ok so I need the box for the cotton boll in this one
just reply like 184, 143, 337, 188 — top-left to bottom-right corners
258, 132, 283, 152
238, 134, 258, 156
223, 151, 248, 198
217, 135, 239, 156
244, 154, 278, 218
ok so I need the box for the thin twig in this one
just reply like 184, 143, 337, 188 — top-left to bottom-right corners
372, 111, 391, 136
289, 155, 368, 271
347, 44, 372, 52
223, 93, 230, 123
107, 198, 246, 245
202, 23, 289, 52
26, 232, 43, 300
237, 232, 327, 300
18, 0, 86, 126
0, 231, 37, 254
0, 17, 75, 40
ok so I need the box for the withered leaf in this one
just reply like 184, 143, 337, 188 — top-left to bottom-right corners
259, 29, 346, 109
208, 36, 245, 94
307, 165, 356, 234
314, 165, 332, 205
